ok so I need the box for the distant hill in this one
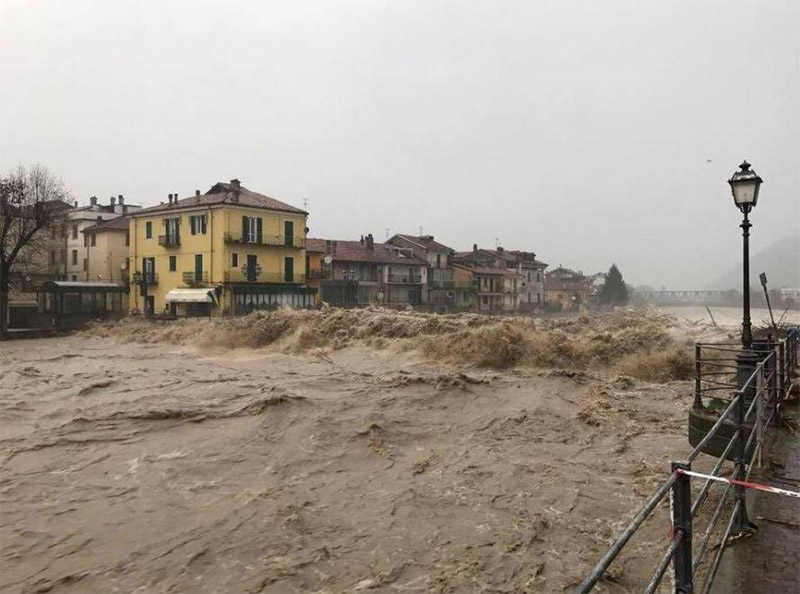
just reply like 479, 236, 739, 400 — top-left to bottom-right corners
710, 235, 800, 290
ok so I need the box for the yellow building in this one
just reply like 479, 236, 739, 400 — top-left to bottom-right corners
128, 179, 315, 317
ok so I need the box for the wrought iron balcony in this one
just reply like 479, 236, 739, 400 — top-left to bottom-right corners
132, 271, 158, 286
224, 268, 306, 284
183, 271, 209, 285
223, 233, 306, 248
158, 235, 180, 247
387, 272, 424, 284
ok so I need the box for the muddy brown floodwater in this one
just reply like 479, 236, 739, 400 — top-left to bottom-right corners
0, 308, 745, 592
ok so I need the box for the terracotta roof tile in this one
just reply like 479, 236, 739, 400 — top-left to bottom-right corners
83, 216, 131, 233
131, 183, 306, 216
306, 238, 427, 265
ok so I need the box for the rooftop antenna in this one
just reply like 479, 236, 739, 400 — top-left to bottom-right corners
495, 237, 500, 248
419, 226, 423, 236
385, 228, 390, 240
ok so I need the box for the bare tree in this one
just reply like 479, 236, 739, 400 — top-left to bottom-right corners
0, 164, 71, 336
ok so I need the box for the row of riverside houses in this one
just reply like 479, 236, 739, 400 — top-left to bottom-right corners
305, 234, 550, 314
17, 178, 605, 327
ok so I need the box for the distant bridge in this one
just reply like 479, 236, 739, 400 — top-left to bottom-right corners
636, 290, 727, 305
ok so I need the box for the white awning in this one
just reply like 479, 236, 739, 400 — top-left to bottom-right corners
165, 289, 217, 304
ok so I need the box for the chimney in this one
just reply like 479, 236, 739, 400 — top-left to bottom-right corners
230, 178, 241, 190
90, 196, 97, 206
195, 190, 201, 196
118, 195, 124, 205
168, 193, 173, 205
110, 196, 116, 206
173, 192, 178, 204
473, 243, 478, 254
366, 233, 374, 251
73, 200, 78, 208
360, 235, 365, 246
497, 246, 504, 253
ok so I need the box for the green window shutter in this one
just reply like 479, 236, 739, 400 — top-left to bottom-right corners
242, 216, 248, 241
256, 218, 263, 244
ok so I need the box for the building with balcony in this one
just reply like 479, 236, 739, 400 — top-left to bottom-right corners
127, 179, 315, 317
454, 245, 546, 313
386, 234, 460, 309
306, 234, 427, 307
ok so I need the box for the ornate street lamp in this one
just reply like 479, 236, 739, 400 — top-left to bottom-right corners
727, 160, 763, 349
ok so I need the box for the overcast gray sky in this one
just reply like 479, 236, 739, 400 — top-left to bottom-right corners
2, 0, 798, 289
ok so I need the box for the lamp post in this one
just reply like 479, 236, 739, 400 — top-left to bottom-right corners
727, 160, 763, 349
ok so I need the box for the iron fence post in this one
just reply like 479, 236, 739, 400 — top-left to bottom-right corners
732, 392, 754, 535
671, 462, 693, 593
693, 344, 703, 409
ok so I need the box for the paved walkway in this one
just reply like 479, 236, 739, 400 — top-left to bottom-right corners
713, 401, 800, 593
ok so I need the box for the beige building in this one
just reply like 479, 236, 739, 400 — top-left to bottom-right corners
65, 195, 140, 282
83, 216, 131, 284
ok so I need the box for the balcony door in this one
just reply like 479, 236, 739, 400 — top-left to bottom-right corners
284, 221, 294, 247
194, 254, 203, 282
246, 254, 257, 282
284, 257, 294, 282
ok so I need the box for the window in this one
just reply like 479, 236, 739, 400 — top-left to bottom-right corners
165, 217, 179, 242
71, 250, 78, 265
190, 214, 207, 235
83, 258, 87, 271
91, 234, 96, 247
232, 253, 238, 267
72, 225, 78, 239
169, 256, 176, 271
125, 232, 129, 247
242, 216, 262, 244
146, 221, 152, 239
60, 250, 67, 264
84, 234, 88, 247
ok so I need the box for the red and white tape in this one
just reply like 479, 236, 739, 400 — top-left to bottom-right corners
676, 469, 800, 499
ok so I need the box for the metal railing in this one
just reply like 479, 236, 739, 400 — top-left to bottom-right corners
182, 271, 209, 285
579, 327, 799, 594
224, 269, 306, 284
223, 233, 306, 248
387, 272, 423, 284
158, 235, 180, 247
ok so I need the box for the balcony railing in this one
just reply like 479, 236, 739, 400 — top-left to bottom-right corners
223, 233, 306, 248
387, 272, 424, 284
158, 235, 180, 247
183, 271, 209, 285
224, 269, 306, 284
132, 272, 158, 285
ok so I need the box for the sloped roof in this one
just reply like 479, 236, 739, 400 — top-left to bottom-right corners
130, 182, 306, 216
83, 216, 130, 234
306, 238, 427, 265
391, 234, 454, 253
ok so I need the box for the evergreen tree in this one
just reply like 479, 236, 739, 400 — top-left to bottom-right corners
599, 264, 628, 305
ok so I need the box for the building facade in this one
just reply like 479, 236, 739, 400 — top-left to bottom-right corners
65, 195, 139, 282
544, 266, 593, 311
308, 234, 427, 307
386, 234, 458, 308
127, 179, 315, 316
83, 216, 131, 285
